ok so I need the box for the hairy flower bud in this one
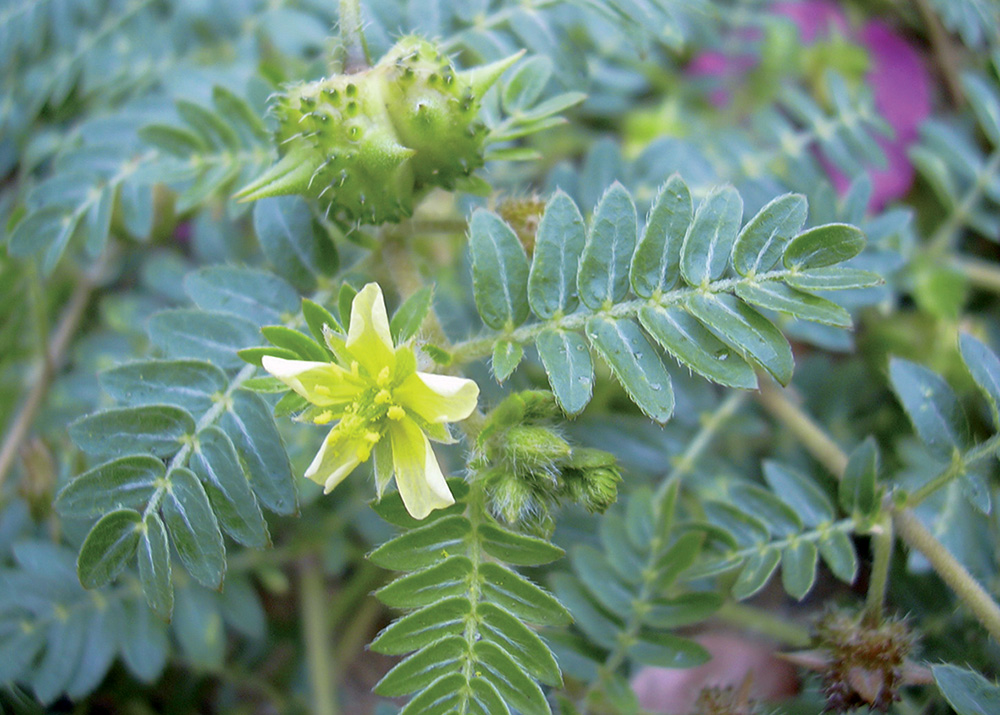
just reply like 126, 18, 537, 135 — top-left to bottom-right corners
236, 37, 521, 225
503, 425, 572, 471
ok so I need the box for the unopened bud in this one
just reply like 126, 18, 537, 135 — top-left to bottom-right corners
504, 425, 572, 471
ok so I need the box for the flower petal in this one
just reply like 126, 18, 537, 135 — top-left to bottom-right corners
395, 372, 480, 424
346, 283, 395, 376
304, 429, 363, 493
261, 356, 364, 407
389, 419, 455, 519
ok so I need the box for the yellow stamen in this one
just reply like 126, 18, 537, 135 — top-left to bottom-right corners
374, 389, 392, 405
376, 366, 392, 388
387, 405, 406, 421
364, 431, 382, 443
350, 361, 360, 377
313, 410, 334, 425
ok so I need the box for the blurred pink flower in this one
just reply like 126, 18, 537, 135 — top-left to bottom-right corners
686, 1, 932, 210
630, 631, 799, 714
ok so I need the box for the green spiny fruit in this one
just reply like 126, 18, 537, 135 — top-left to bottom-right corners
235, 37, 522, 225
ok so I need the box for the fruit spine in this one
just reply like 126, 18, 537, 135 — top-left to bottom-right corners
236, 37, 521, 225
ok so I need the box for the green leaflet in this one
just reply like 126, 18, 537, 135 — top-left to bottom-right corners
550, 573, 621, 650
535, 328, 594, 415
492, 340, 523, 383
643, 593, 723, 629
173, 585, 225, 670
149, 309, 259, 370
138, 512, 173, 620
781, 540, 819, 600
370, 598, 470, 655
783, 223, 866, 270
586, 316, 674, 424
578, 182, 637, 309
933, 663, 1000, 715
69, 405, 196, 459
162, 467, 226, 589
638, 305, 757, 389
391, 286, 434, 343
889, 357, 971, 460
729, 483, 803, 537
762, 462, 835, 527
56, 455, 162, 518
732, 548, 781, 600
252, 195, 338, 292
686, 293, 793, 385
367, 515, 472, 570
627, 632, 710, 669
186, 266, 300, 325
840, 437, 880, 520
478, 603, 563, 687
785, 267, 883, 291
470, 209, 531, 330
630, 174, 691, 298
473, 640, 551, 715
480, 562, 572, 626
959, 333, 1000, 429
528, 190, 586, 319
375, 557, 473, 608
375, 636, 468, 697
77, 510, 143, 589
260, 325, 330, 362
731, 192, 807, 276
190, 426, 270, 549
480, 523, 565, 566
571, 545, 636, 613
735, 281, 852, 328
100, 360, 228, 415
679, 184, 742, 286
818, 530, 858, 583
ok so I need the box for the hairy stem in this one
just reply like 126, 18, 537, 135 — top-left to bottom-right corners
451, 267, 808, 365
0, 253, 111, 490
892, 507, 1000, 642
300, 558, 340, 715
756, 379, 848, 478
914, 0, 965, 106
338, 0, 370, 73
865, 515, 894, 622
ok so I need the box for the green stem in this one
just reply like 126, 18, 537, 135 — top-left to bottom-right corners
906, 432, 1000, 507
299, 558, 340, 715
579, 392, 746, 714
928, 149, 1000, 256
451, 267, 808, 366
715, 602, 811, 648
892, 507, 1000, 643
756, 378, 848, 478
953, 254, 1000, 294
338, 0, 370, 73
865, 514, 894, 622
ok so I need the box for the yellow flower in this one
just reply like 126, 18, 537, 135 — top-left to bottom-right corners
262, 283, 479, 519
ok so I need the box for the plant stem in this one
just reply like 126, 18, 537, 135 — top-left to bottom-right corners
0, 253, 110, 490
892, 507, 1000, 643
338, 0, 370, 73
914, 0, 965, 106
953, 254, 1000, 294
715, 602, 812, 648
756, 379, 848, 478
865, 515, 894, 622
906, 432, 1000, 507
299, 558, 340, 715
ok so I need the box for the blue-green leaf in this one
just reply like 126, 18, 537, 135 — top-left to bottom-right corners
735, 281, 851, 327
933, 663, 1000, 715
56, 455, 163, 518
100, 359, 227, 415
77, 509, 142, 589
840, 437, 880, 519
492, 339, 523, 383
149, 309, 259, 370
578, 182, 637, 309
889, 357, 970, 460
185, 266, 299, 325
639, 305, 757, 389
586, 316, 674, 424
630, 175, 692, 297
253, 196, 337, 291
528, 191, 586, 319
138, 512, 173, 620
732, 549, 781, 600
190, 426, 269, 548
732, 193, 807, 276
763, 462, 835, 527
69, 405, 195, 458
959, 333, 1000, 429
391, 286, 434, 343
628, 632, 710, 669
781, 540, 818, 599
783, 224, 865, 270
818, 530, 858, 583
686, 293, 793, 385
536, 328, 594, 415
680, 185, 742, 286
470, 209, 530, 330
785, 268, 883, 292
162, 467, 226, 589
